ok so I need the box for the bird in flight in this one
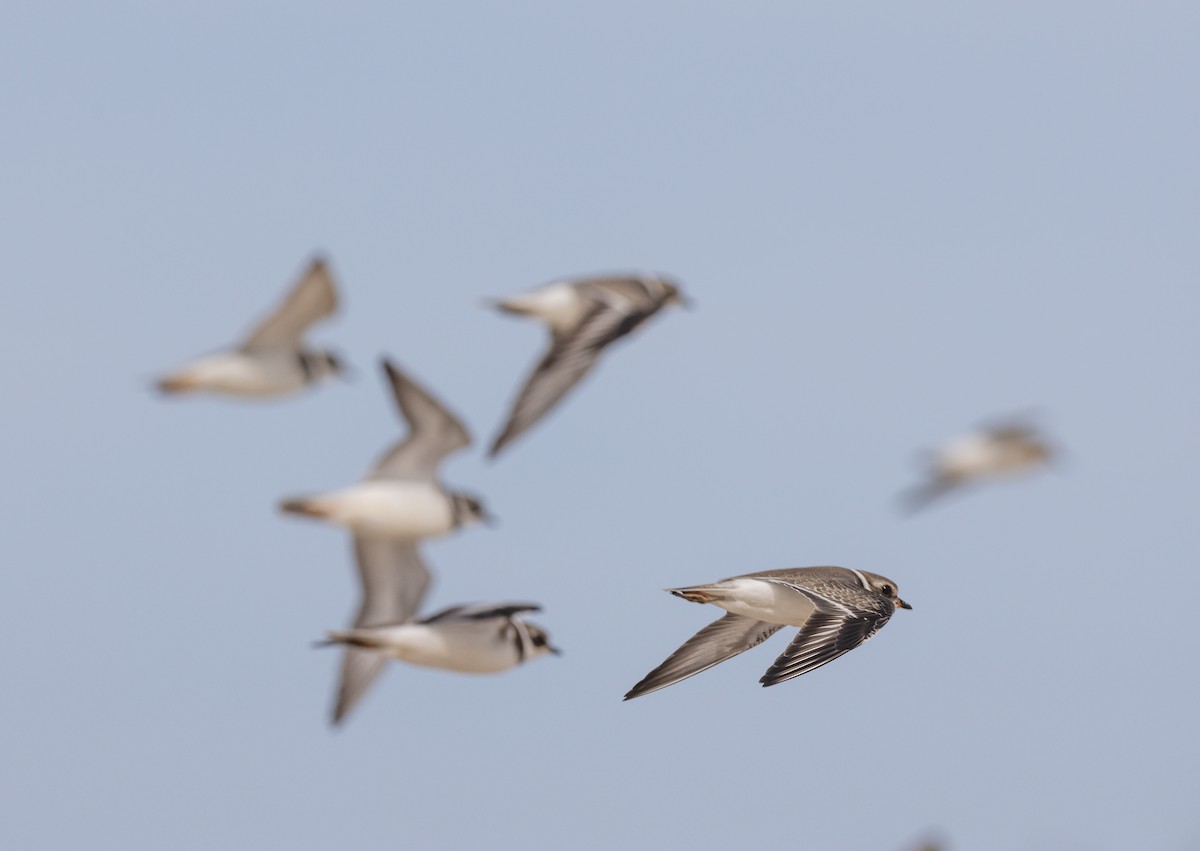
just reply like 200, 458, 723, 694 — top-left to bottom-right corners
487, 273, 688, 457
625, 566, 910, 701
321, 602, 559, 679
900, 415, 1055, 512
280, 357, 491, 724
157, 256, 345, 398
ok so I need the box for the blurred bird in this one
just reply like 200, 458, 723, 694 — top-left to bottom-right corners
322, 602, 559, 676
280, 358, 491, 724
625, 566, 910, 700
487, 272, 688, 457
904, 839, 946, 851
900, 416, 1054, 512
156, 256, 345, 397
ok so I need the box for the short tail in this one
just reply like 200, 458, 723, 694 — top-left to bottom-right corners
279, 497, 327, 518
486, 295, 537, 318
320, 630, 381, 650
155, 374, 195, 394
667, 585, 720, 604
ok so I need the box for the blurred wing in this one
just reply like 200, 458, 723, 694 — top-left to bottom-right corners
332, 650, 387, 727
577, 277, 659, 304
241, 257, 338, 350
987, 424, 1043, 446
369, 359, 471, 481
421, 602, 542, 624
330, 537, 432, 726
352, 537, 431, 626
624, 613, 783, 700
489, 302, 647, 457
978, 407, 1045, 434
758, 606, 892, 687
898, 477, 960, 513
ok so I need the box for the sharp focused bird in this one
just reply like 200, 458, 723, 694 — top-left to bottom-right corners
625, 566, 910, 700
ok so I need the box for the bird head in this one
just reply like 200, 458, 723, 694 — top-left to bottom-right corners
524, 622, 562, 658
451, 491, 496, 528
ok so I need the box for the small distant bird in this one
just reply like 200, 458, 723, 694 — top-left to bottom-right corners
487, 273, 688, 457
625, 566, 910, 701
157, 256, 345, 397
280, 358, 491, 724
901, 417, 1054, 512
904, 840, 946, 851
322, 602, 559, 675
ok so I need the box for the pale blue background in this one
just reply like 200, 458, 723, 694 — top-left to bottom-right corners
2, 3, 1198, 850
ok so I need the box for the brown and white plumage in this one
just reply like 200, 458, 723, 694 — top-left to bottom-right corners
624, 566, 910, 700
239, 257, 338, 350
901, 416, 1055, 512
623, 614, 784, 701
488, 273, 687, 457
278, 357, 489, 541
368, 359, 472, 482
156, 256, 344, 397
332, 538, 433, 725
325, 602, 559, 677
279, 358, 490, 725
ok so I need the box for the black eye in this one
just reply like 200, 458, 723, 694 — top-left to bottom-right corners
532, 633, 546, 646
880, 585, 894, 597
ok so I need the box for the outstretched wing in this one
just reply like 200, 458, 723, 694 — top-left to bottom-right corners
331, 537, 432, 726
489, 301, 651, 457
241, 257, 338, 350
758, 606, 892, 687
368, 358, 471, 482
624, 613, 783, 701
420, 602, 542, 624
898, 476, 961, 513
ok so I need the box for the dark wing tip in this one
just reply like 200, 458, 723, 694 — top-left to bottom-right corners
379, 357, 412, 409
330, 680, 357, 726
759, 664, 804, 687
330, 683, 363, 728
623, 671, 674, 701
623, 668, 668, 701
487, 430, 511, 458
897, 480, 950, 514
623, 683, 650, 701
330, 703, 349, 727
485, 603, 543, 619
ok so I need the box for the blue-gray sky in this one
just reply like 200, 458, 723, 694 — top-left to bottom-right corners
3, 3, 1198, 849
